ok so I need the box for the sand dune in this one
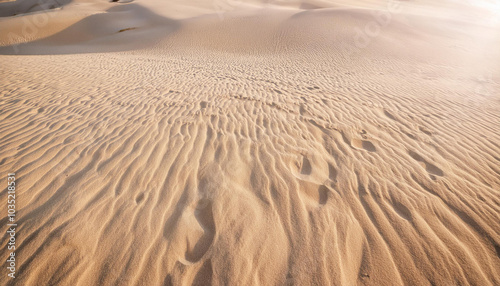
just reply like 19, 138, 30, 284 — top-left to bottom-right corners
1, 0, 499, 285
0, 0, 70, 18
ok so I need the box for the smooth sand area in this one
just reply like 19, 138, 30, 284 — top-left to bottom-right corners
1, 0, 499, 285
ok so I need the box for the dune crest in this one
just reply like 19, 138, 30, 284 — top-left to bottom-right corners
1, 0, 499, 285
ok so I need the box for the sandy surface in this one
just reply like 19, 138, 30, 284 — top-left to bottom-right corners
1, 0, 499, 285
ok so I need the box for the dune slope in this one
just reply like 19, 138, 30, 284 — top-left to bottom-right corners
1, 0, 499, 285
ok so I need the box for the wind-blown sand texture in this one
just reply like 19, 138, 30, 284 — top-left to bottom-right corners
1, 0, 499, 285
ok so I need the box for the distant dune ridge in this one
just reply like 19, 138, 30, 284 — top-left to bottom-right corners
0, 0, 499, 285
0, 0, 70, 17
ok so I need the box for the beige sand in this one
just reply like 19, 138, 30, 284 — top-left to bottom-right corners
1, 0, 499, 285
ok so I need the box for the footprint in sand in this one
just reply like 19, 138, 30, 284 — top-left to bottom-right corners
300, 156, 312, 175
185, 199, 216, 263
292, 156, 332, 206
351, 139, 376, 152
163, 197, 216, 265
328, 163, 338, 182
317, 185, 328, 205
298, 180, 329, 206
409, 150, 444, 177
391, 199, 412, 221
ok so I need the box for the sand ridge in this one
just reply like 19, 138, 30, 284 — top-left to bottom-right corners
0, 0, 499, 285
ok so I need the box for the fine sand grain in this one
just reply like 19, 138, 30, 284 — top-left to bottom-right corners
1, 0, 499, 285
